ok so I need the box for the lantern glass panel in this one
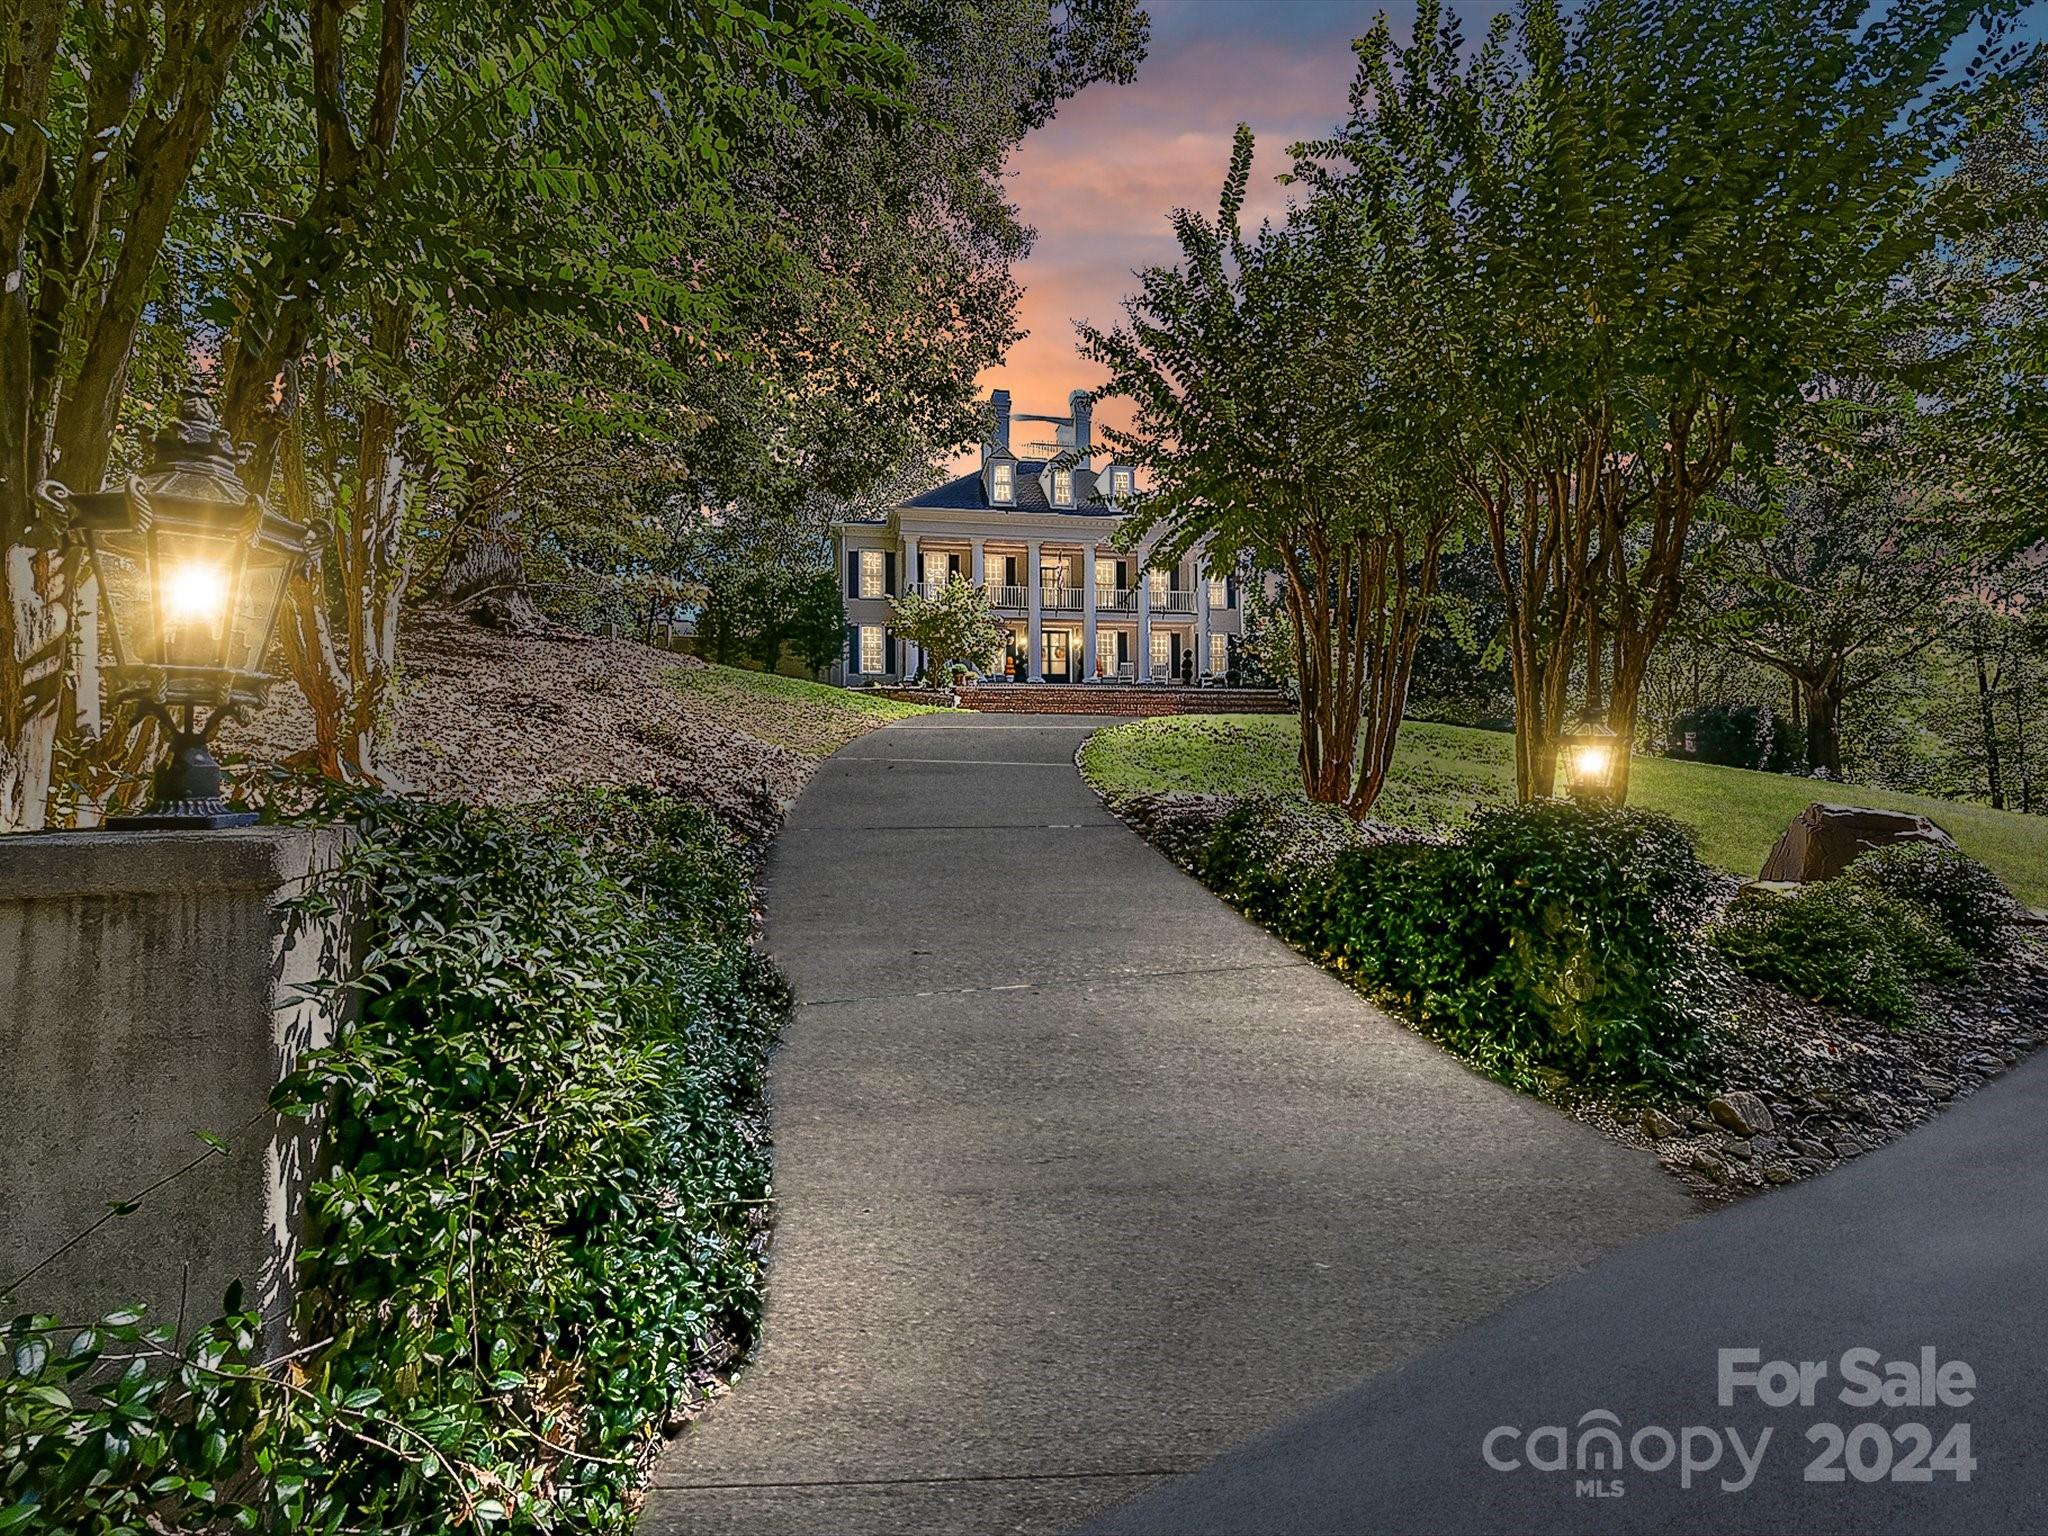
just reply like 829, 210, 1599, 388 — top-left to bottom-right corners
84, 525, 153, 670
149, 526, 240, 670
231, 548, 291, 675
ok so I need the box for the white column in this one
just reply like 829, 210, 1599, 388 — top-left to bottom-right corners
1195, 548, 1211, 681
901, 533, 921, 678
970, 538, 985, 589
1082, 544, 1098, 681
1136, 549, 1153, 682
1026, 540, 1044, 682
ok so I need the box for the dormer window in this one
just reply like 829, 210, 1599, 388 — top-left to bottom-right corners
992, 462, 1014, 504
1111, 468, 1132, 501
1052, 467, 1073, 506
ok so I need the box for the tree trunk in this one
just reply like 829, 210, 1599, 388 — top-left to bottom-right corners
2010, 658, 2031, 814
274, 305, 415, 784
1278, 520, 1368, 809
1974, 639, 2005, 810
1348, 519, 1447, 817
1803, 675, 1845, 779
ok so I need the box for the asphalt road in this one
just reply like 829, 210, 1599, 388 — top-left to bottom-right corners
643, 713, 1693, 1536
1081, 1048, 2048, 1536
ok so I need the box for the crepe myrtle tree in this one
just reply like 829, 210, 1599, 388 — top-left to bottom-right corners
889, 576, 1004, 684
1310, 0, 2038, 802
1083, 127, 1457, 815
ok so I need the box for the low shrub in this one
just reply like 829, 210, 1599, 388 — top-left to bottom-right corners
1203, 798, 1714, 1088
1841, 842, 2017, 957
1710, 877, 1967, 1026
3, 787, 786, 1533
1193, 795, 1374, 944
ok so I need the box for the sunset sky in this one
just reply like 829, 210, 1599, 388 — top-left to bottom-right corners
970, 0, 2044, 470
964, 1, 1409, 466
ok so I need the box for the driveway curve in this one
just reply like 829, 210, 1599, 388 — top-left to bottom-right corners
645, 712, 1693, 1536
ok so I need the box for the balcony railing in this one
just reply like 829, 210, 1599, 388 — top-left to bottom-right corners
1153, 588, 1196, 614
985, 583, 1027, 609
1042, 585, 1085, 611
1096, 586, 1137, 613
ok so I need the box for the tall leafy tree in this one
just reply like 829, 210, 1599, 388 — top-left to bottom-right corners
1315, 0, 2036, 801
1690, 395, 2000, 778
1084, 127, 1457, 814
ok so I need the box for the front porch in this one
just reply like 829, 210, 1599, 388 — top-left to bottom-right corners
954, 681, 1290, 716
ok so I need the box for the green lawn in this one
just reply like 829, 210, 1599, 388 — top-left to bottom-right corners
1079, 714, 2048, 908
664, 665, 945, 759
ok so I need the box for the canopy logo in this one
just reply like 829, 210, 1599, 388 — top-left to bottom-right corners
1480, 1347, 1978, 1498
1482, 1411, 1771, 1496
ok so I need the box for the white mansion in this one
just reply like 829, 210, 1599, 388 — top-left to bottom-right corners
831, 388, 1241, 685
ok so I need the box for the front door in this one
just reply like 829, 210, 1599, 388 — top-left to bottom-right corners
1042, 629, 1070, 682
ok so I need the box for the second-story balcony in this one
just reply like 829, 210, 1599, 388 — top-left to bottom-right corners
1096, 586, 1137, 614
1153, 588, 1196, 614
985, 583, 1028, 609
1042, 584, 1085, 612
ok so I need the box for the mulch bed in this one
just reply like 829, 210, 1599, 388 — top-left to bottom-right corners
221, 608, 815, 841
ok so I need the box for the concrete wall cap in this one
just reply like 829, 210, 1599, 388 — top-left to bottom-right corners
0, 824, 356, 902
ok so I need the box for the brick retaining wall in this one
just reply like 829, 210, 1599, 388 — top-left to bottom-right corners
956, 684, 1290, 717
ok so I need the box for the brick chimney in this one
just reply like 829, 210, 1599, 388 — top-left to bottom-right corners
1069, 389, 1093, 470
991, 388, 1012, 455
982, 387, 1017, 505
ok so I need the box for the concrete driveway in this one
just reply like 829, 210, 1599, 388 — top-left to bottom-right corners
1079, 1047, 2048, 1536
643, 713, 1694, 1536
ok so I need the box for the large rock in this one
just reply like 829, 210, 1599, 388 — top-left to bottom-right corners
1709, 1090, 1776, 1138
1758, 801, 1959, 883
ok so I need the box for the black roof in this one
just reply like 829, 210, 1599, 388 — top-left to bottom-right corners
900, 459, 1123, 517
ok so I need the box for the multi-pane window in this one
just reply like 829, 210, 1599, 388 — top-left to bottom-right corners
923, 551, 950, 590
992, 462, 1014, 503
1150, 628, 1172, 675
1210, 633, 1229, 676
859, 548, 885, 598
1052, 468, 1073, 505
1146, 568, 1169, 603
859, 625, 885, 675
1111, 468, 1133, 501
1207, 577, 1228, 607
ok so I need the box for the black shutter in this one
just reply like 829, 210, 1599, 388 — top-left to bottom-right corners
883, 628, 894, 675
884, 552, 896, 596
845, 624, 858, 674
847, 551, 858, 596
949, 552, 962, 576
1226, 575, 1237, 607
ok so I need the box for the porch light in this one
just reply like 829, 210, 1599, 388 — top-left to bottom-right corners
1560, 714, 1619, 803
53, 379, 312, 828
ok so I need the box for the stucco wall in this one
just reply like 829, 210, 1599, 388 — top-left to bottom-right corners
0, 826, 355, 1350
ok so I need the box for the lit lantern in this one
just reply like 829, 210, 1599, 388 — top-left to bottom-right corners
50, 379, 312, 828
1560, 714, 1620, 803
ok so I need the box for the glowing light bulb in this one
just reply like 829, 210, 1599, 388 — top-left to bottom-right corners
163, 562, 227, 628
161, 561, 228, 665
1574, 744, 1611, 780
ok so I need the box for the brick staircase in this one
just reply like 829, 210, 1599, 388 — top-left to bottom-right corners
955, 683, 1289, 716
